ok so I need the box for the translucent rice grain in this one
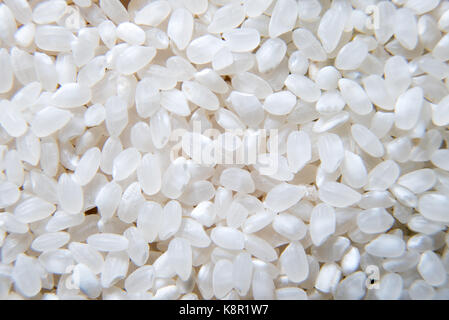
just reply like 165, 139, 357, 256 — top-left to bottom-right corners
351, 124, 385, 158
315, 263, 341, 294
195, 69, 228, 94
177, 218, 211, 248
3, 0, 32, 25
362, 75, 394, 111
14, 196, 55, 224
124, 265, 154, 293
263, 91, 296, 116
191, 201, 215, 227
228, 91, 264, 127
167, 8, 193, 50
178, 180, 215, 206
212, 259, 234, 299
409, 280, 435, 300
252, 269, 275, 299
31, 232, 70, 252
264, 183, 306, 213
287, 131, 311, 173
150, 108, 171, 149
418, 251, 447, 287
223, 28, 260, 53
136, 153, 161, 196
310, 203, 336, 246
186, 35, 224, 65
52, 83, 91, 109
366, 160, 400, 191
317, 133, 344, 173
12, 254, 41, 298
432, 95, 449, 126
72, 263, 101, 298
116, 22, 145, 46
375, 273, 403, 300
168, 237, 192, 281
433, 33, 449, 61
0, 181, 20, 209
288, 51, 309, 75
285, 74, 321, 102
431, 150, 449, 171
87, 233, 129, 252
116, 45, 156, 75
292, 28, 327, 62
276, 287, 308, 300
0, 100, 28, 138
280, 242, 309, 283
212, 48, 233, 72
395, 87, 423, 130
46, 211, 84, 233
68, 242, 104, 275
183, 0, 208, 15
134, 1, 171, 27
418, 193, 449, 223
0, 49, 13, 94
35, 25, 76, 52
98, 20, 116, 49
357, 208, 394, 234
14, 23, 36, 47
269, 0, 298, 38
34, 52, 57, 92
315, 91, 345, 115
210, 227, 244, 251
256, 38, 287, 74
100, 137, 123, 175
394, 8, 418, 50
218, 168, 253, 194
101, 250, 129, 288
105, 96, 128, 137
84, 104, 105, 127
334, 271, 366, 300
315, 66, 340, 91
32, 0, 66, 25
136, 201, 162, 243
123, 227, 148, 267
135, 78, 160, 118
99, 0, 129, 25
10, 47, 37, 85
182, 81, 218, 111
159, 89, 190, 116
338, 79, 372, 115
244, 234, 277, 262
58, 173, 84, 214
319, 182, 361, 208
365, 234, 405, 258
115, 182, 144, 224
207, 3, 245, 34
317, 5, 346, 53
335, 40, 368, 70
232, 72, 273, 99
397, 169, 436, 194
341, 151, 367, 189
1, 233, 32, 264
159, 201, 182, 241
16, 131, 40, 166
39, 249, 74, 275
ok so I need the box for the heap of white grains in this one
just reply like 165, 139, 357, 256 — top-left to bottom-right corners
1, 0, 449, 300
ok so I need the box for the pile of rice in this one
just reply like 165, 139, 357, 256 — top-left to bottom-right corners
0, 0, 449, 300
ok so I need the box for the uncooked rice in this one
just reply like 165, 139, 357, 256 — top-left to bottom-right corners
0, 0, 449, 300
